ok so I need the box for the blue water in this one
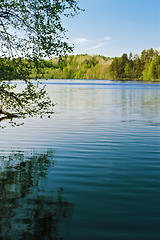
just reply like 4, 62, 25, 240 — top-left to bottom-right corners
0, 80, 160, 240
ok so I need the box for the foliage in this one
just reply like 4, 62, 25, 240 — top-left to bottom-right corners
28, 48, 160, 81
0, 0, 81, 125
109, 48, 160, 81
0, 0, 81, 58
30, 54, 111, 79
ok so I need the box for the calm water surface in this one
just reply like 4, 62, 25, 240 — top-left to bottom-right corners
0, 80, 160, 240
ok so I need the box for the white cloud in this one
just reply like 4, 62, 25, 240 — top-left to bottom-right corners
91, 42, 105, 49
74, 38, 93, 45
73, 36, 112, 53
74, 36, 111, 46
104, 36, 111, 41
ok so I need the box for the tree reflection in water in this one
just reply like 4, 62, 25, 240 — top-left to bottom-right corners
0, 150, 73, 240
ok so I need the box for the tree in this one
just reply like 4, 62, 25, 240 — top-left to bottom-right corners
109, 57, 119, 79
143, 54, 160, 80
125, 62, 133, 79
140, 49, 147, 68
132, 54, 142, 79
118, 53, 128, 79
0, 0, 82, 126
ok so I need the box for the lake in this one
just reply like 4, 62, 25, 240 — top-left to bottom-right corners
0, 79, 160, 240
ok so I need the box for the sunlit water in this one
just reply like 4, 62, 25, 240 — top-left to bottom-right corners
0, 80, 160, 240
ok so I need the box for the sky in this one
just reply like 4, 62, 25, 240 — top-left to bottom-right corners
63, 0, 160, 57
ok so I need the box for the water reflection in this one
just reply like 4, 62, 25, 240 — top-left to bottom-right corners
46, 84, 160, 128
0, 150, 73, 240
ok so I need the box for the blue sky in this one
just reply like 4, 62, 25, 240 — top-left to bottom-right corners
63, 0, 160, 57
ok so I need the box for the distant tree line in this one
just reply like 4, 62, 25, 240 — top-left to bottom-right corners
33, 48, 160, 81
1, 48, 160, 81
30, 54, 112, 80
109, 48, 160, 81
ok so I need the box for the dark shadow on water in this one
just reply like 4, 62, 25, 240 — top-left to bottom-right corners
0, 150, 73, 240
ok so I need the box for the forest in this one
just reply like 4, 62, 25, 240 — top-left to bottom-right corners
1, 48, 160, 81
29, 48, 160, 81
109, 48, 160, 81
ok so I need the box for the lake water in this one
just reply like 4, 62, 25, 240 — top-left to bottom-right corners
0, 80, 160, 240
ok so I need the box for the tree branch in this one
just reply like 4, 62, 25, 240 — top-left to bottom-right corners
0, 109, 19, 117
